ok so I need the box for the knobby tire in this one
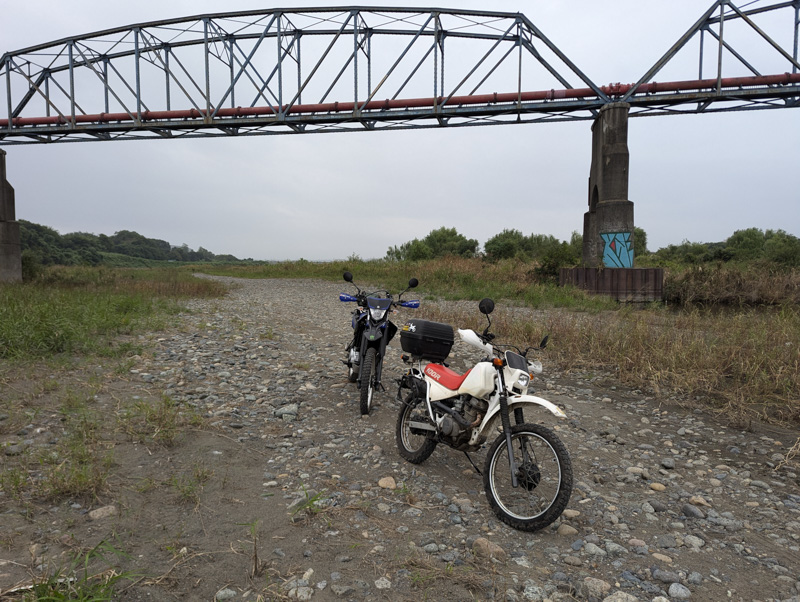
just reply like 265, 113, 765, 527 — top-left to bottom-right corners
483, 423, 572, 532
396, 393, 437, 463
359, 347, 377, 415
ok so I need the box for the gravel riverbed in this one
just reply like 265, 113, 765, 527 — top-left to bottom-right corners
2, 275, 799, 602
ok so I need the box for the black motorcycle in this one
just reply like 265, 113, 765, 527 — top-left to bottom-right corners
340, 272, 419, 415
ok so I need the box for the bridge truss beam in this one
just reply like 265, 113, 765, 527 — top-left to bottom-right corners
0, 1, 798, 145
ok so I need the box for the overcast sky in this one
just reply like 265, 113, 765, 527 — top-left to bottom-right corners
2, 0, 798, 260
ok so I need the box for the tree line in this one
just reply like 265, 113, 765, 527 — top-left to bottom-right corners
648, 227, 800, 267
17, 220, 800, 272
386, 225, 800, 268
19, 220, 244, 267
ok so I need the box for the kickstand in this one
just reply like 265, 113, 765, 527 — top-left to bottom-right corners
464, 452, 482, 476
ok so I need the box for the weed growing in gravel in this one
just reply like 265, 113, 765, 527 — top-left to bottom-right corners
169, 462, 213, 504
1, 384, 126, 504
391, 550, 484, 596
119, 394, 202, 447
170, 474, 203, 504
0, 466, 28, 501
238, 519, 267, 578
8, 540, 137, 601
28, 392, 113, 501
290, 485, 329, 519
259, 327, 276, 341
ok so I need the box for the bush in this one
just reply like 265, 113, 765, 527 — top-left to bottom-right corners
21, 249, 44, 281
725, 228, 766, 261
386, 227, 477, 261
764, 230, 800, 267
535, 242, 580, 282
484, 229, 527, 261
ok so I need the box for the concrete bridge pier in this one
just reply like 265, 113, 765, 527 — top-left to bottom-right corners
0, 149, 22, 283
583, 102, 635, 268
561, 102, 663, 301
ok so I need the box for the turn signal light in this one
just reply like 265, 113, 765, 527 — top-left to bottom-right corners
492, 358, 504, 367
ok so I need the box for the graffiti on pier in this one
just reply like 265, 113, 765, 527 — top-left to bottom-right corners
601, 232, 633, 268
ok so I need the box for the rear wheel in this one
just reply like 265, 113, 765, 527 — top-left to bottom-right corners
396, 393, 437, 463
483, 423, 572, 532
359, 347, 377, 415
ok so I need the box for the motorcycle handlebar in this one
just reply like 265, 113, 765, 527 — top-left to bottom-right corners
340, 293, 419, 309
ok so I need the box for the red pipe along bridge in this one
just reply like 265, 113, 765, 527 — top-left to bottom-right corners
1, 1, 799, 144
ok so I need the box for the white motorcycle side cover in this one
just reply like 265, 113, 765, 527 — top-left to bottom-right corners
427, 361, 495, 402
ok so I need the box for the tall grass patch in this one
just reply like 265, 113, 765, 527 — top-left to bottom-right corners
662, 262, 800, 307
0, 267, 227, 360
427, 303, 800, 425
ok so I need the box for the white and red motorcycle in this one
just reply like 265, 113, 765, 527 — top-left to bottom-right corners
395, 298, 572, 532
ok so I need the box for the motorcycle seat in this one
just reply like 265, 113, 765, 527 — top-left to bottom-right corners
424, 364, 472, 391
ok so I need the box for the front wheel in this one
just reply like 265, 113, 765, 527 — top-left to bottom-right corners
396, 393, 437, 463
483, 423, 572, 532
359, 347, 377, 415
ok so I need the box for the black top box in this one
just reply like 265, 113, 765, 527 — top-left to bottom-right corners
400, 319, 454, 362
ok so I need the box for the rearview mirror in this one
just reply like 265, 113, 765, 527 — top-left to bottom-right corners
408, 278, 419, 288
343, 271, 353, 282
478, 298, 495, 315
540, 335, 549, 349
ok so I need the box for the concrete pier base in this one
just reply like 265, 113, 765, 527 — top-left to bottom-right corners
0, 149, 22, 283
560, 267, 664, 303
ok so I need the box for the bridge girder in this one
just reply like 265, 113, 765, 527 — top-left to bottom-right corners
0, 1, 798, 145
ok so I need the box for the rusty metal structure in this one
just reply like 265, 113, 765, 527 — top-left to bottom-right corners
1, 1, 799, 145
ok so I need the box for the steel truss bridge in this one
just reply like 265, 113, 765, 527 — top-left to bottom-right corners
1, 0, 799, 145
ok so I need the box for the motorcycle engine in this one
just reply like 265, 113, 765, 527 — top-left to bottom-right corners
441, 415, 461, 437
441, 396, 490, 443
463, 397, 488, 425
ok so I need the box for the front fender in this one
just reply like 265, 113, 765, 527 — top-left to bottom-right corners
363, 323, 385, 344
481, 394, 567, 428
466, 394, 567, 449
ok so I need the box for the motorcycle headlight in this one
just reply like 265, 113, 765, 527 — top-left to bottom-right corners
516, 373, 530, 389
369, 307, 388, 321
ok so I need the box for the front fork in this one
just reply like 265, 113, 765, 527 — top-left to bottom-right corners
358, 326, 388, 390
498, 368, 531, 489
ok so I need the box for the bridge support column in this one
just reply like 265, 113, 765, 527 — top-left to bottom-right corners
562, 102, 663, 301
0, 149, 22, 283
582, 102, 635, 268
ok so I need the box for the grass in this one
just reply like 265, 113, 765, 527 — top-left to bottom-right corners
0, 267, 227, 360
196, 256, 618, 311
2, 540, 136, 600
659, 261, 800, 306
1, 388, 115, 503
119, 394, 200, 448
